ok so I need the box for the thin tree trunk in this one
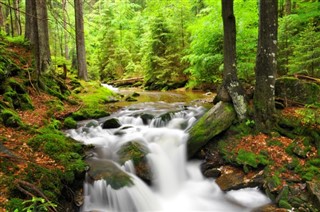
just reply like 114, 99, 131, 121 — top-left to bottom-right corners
62, 0, 69, 59
254, 0, 278, 132
216, 0, 247, 120
13, 0, 21, 35
74, 0, 88, 81
8, 0, 14, 36
0, 4, 4, 32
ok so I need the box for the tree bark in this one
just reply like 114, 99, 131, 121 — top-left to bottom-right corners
74, 0, 88, 81
62, 0, 69, 60
254, 0, 278, 133
215, 0, 247, 120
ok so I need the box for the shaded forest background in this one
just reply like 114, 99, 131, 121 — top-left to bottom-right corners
0, 0, 319, 90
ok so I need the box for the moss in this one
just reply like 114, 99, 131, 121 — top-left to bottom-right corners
71, 107, 110, 121
279, 199, 292, 210
63, 117, 77, 129
0, 109, 23, 128
235, 149, 269, 172
27, 129, 86, 184
5, 198, 24, 211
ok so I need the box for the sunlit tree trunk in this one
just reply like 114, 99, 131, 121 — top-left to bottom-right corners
74, 0, 88, 81
8, 0, 14, 36
254, 0, 278, 132
215, 0, 247, 120
13, 0, 21, 35
0, 4, 4, 32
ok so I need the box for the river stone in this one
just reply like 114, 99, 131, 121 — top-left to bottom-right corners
117, 141, 152, 183
215, 166, 264, 191
252, 204, 288, 212
102, 118, 121, 129
307, 180, 320, 208
275, 77, 320, 105
86, 158, 133, 190
187, 101, 236, 158
140, 113, 154, 125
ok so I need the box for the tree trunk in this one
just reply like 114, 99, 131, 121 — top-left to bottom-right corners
13, 0, 21, 35
215, 0, 247, 120
0, 4, 4, 32
25, 0, 35, 42
74, 0, 88, 81
36, 0, 51, 73
25, 0, 51, 81
285, 0, 291, 15
254, 0, 278, 133
62, 0, 69, 60
8, 0, 14, 36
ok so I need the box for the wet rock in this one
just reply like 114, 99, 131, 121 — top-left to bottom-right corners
187, 102, 236, 158
140, 113, 154, 125
200, 149, 225, 178
125, 96, 138, 102
215, 166, 264, 191
86, 158, 133, 190
252, 204, 288, 212
102, 118, 121, 129
307, 180, 320, 208
117, 141, 152, 183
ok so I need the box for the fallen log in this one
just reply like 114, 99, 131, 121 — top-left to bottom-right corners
187, 101, 236, 158
109, 77, 144, 87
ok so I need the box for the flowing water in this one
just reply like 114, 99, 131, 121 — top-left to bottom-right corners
66, 88, 271, 212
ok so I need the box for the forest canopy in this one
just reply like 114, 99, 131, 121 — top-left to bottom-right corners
0, 0, 319, 90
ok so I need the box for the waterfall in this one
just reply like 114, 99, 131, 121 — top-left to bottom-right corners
67, 102, 270, 212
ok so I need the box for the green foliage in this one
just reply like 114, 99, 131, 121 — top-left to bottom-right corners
16, 197, 57, 212
5, 36, 30, 48
296, 104, 320, 127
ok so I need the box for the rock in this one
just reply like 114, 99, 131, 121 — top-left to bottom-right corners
125, 96, 138, 102
102, 118, 121, 129
117, 141, 152, 183
307, 180, 320, 208
203, 168, 221, 178
187, 101, 236, 158
215, 166, 264, 191
86, 158, 133, 190
140, 113, 154, 125
275, 77, 320, 105
252, 204, 288, 212
200, 149, 225, 177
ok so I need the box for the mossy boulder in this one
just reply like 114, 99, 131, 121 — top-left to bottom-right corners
307, 180, 320, 208
117, 141, 151, 183
86, 158, 133, 190
3, 79, 33, 110
63, 117, 77, 129
0, 109, 23, 128
187, 101, 236, 158
275, 77, 320, 105
102, 118, 121, 129
71, 108, 110, 121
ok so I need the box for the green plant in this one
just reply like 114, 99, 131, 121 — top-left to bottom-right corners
63, 117, 77, 129
15, 197, 57, 212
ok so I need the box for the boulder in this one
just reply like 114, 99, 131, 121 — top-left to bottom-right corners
117, 141, 152, 183
215, 166, 264, 191
187, 101, 236, 158
102, 118, 121, 129
307, 180, 320, 208
275, 77, 320, 106
86, 158, 133, 190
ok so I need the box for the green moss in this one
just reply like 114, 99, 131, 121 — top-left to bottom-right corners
71, 107, 110, 121
279, 199, 292, 209
235, 149, 269, 172
0, 109, 23, 128
5, 198, 24, 211
27, 129, 86, 184
63, 117, 77, 129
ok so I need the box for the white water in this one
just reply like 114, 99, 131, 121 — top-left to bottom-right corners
67, 102, 270, 212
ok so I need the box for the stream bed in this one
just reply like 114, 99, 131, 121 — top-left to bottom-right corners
66, 88, 271, 212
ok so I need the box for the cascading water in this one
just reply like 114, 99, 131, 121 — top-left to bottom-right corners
67, 100, 271, 212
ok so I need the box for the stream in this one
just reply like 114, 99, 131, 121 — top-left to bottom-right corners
66, 87, 271, 212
